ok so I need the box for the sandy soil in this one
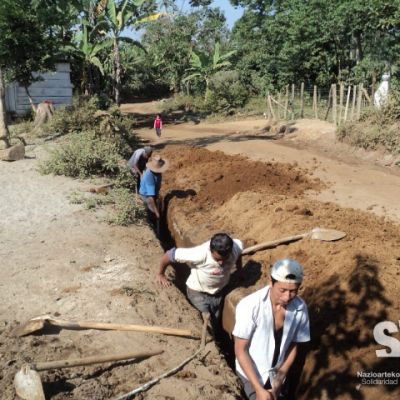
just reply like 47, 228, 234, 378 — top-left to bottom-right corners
128, 102, 400, 400
1, 102, 399, 400
0, 146, 241, 399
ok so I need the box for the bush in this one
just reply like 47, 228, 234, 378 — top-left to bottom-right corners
337, 90, 400, 155
205, 71, 249, 114
39, 131, 123, 178
39, 95, 141, 178
160, 94, 203, 113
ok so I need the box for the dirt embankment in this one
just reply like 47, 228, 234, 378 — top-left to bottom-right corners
158, 145, 400, 400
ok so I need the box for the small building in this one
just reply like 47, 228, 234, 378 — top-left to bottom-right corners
5, 62, 73, 116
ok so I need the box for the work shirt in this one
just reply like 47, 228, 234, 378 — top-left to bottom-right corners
127, 148, 147, 173
233, 286, 310, 385
169, 239, 243, 295
139, 169, 161, 197
154, 118, 162, 129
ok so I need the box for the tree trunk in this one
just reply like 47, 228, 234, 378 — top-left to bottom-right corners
114, 37, 121, 105
0, 67, 11, 149
24, 86, 37, 113
354, 32, 363, 63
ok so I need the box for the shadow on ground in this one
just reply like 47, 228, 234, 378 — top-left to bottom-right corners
300, 254, 397, 399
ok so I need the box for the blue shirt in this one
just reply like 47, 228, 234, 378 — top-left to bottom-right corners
139, 169, 161, 196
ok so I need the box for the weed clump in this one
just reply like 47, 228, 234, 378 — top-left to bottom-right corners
39, 131, 122, 178
337, 91, 400, 155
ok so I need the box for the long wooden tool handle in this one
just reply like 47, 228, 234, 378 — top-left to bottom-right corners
49, 319, 196, 338
34, 349, 163, 371
242, 233, 307, 255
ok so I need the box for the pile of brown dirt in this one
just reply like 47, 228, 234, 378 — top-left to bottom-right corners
163, 145, 322, 208
160, 145, 400, 400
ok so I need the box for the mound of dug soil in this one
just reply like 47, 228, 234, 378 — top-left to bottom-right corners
160, 145, 400, 400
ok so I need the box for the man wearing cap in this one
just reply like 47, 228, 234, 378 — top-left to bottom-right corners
156, 233, 243, 336
127, 146, 153, 191
139, 155, 169, 224
233, 259, 310, 400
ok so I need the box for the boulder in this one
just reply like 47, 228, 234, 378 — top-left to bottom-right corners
0, 142, 25, 161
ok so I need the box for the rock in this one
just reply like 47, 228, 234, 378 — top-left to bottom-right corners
0, 143, 25, 161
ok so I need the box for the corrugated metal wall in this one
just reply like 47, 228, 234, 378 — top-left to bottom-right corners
5, 63, 73, 115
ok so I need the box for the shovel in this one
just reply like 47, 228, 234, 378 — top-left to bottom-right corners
13, 315, 196, 338
14, 349, 163, 400
242, 227, 346, 255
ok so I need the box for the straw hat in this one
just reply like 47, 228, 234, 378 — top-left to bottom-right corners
146, 155, 169, 173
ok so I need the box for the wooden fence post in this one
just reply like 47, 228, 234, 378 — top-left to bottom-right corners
299, 82, 304, 118
356, 83, 363, 120
284, 85, 289, 120
265, 91, 271, 119
324, 86, 332, 121
339, 82, 344, 124
277, 91, 282, 120
291, 83, 295, 119
344, 85, 351, 122
268, 94, 276, 120
332, 83, 337, 125
350, 84, 357, 120
313, 85, 318, 119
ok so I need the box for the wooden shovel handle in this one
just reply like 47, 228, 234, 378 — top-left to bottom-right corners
242, 233, 307, 255
48, 319, 196, 338
34, 349, 163, 371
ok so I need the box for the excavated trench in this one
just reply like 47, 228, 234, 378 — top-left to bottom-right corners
159, 144, 400, 400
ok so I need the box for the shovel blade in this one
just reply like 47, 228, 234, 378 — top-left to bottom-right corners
310, 227, 346, 241
14, 364, 45, 400
12, 318, 47, 337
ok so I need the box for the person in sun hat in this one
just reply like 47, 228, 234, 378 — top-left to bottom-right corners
127, 146, 153, 191
233, 259, 310, 400
139, 154, 169, 227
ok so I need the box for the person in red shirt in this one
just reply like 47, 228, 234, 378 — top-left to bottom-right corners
153, 114, 163, 137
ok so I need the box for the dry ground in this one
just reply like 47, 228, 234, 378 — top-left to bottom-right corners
1, 102, 399, 400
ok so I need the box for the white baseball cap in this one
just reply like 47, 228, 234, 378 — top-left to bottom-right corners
271, 259, 304, 283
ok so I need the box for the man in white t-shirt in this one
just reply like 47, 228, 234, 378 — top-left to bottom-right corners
233, 259, 310, 400
156, 233, 243, 334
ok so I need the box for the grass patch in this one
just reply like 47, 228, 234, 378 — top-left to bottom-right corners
107, 188, 146, 226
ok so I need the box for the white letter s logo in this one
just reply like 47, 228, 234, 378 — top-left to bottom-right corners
373, 321, 400, 357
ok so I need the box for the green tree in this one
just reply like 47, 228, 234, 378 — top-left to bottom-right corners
183, 42, 236, 100
67, 19, 112, 95
136, 6, 228, 96
98, 0, 155, 104
0, 0, 65, 147
231, 0, 400, 92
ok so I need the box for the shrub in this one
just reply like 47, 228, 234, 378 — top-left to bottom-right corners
205, 71, 249, 114
160, 94, 204, 113
39, 131, 122, 178
337, 90, 400, 155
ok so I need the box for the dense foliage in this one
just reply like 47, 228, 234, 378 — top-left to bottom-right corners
1, 0, 400, 153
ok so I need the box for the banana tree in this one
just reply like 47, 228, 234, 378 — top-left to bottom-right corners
183, 42, 236, 100
67, 20, 112, 94
99, 0, 149, 105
